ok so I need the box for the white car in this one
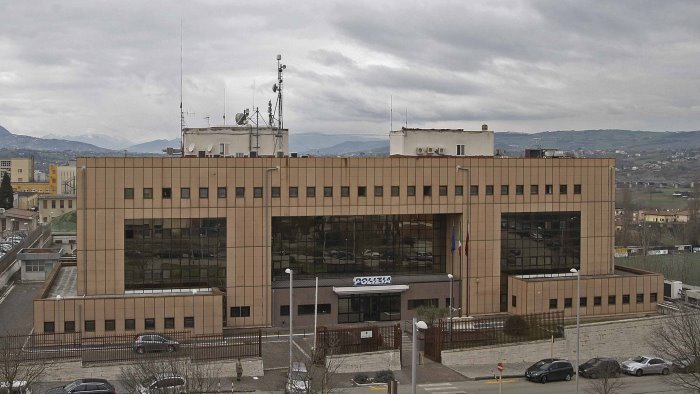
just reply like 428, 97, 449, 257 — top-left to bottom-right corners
0, 380, 31, 394
621, 355, 672, 376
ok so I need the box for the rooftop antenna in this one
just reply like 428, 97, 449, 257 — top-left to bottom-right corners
405, 107, 408, 128
390, 95, 393, 132
223, 84, 226, 126
180, 19, 184, 154
272, 54, 286, 131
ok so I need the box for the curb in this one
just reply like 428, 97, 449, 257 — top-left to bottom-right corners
471, 374, 524, 381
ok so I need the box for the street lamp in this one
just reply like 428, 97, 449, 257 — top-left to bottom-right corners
285, 268, 293, 372
411, 317, 428, 394
570, 267, 580, 394
447, 273, 454, 342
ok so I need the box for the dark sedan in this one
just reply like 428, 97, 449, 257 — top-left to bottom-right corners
525, 359, 574, 383
579, 357, 621, 378
45, 379, 115, 394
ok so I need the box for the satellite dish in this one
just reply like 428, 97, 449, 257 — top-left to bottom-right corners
206, 144, 213, 152
187, 144, 195, 152
272, 84, 278, 93
235, 113, 246, 125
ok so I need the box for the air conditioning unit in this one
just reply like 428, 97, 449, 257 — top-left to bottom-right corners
426, 147, 434, 154
437, 147, 445, 155
416, 147, 424, 155
276, 151, 285, 158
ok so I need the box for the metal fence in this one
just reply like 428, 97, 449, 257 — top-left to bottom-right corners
0, 329, 261, 364
316, 324, 401, 360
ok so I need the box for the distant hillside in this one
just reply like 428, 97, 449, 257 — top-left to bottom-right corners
291, 133, 384, 154
42, 132, 133, 150
0, 125, 112, 153
127, 139, 180, 154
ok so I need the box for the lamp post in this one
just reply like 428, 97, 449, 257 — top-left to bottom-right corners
411, 317, 428, 394
285, 268, 293, 372
447, 273, 454, 342
455, 165, 470, 316
570, 267, 580, 394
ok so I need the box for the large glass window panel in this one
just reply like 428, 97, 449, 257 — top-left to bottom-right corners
124, 218, 226, 291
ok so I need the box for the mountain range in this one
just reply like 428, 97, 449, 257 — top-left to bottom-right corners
4, 125, 700, 156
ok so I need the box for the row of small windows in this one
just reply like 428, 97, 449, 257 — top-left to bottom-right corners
43, 316, 195, 333
42, 199, 73, 209
513, 292, 659, 309
124, 184, 583, 200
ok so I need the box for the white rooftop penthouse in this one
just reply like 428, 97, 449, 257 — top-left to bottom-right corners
389, 125, 494, 157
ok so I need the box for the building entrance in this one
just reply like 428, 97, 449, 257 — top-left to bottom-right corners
337, 293, 401, 323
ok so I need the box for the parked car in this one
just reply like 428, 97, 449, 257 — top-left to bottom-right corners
673, 356, 698, 373
0, 380, 30, 394
285, 362, 310, 394
525, 359, 574, 383
133, 334, 180, 354
578, 357, 621, 378
45, 379, 115, 394
621, 355, 672, 376
136, 373, 186, 394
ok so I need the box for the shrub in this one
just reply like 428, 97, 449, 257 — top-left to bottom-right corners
504, 315, 530, 337
353, 373, 370, 384
374, 370, 395, 383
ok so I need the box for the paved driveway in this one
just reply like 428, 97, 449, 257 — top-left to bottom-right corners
0, 281, 43, 334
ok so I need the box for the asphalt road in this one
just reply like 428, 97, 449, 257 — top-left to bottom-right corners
0, 281, 43, 335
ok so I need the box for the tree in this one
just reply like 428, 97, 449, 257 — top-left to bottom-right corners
119, 356, 222, 394
586, 368, 624, 394
0, 334, 51, 393
416, 305, 448, 325
648, 307, 700, 392
0, 173, 12, 209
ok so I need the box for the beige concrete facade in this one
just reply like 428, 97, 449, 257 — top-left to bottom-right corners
13, 182, 51, 194
31, 155, 662, 336
38, 194, 76, 223
1, 157, 34, 183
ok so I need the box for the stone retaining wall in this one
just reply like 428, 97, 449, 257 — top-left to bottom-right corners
326, 349, 401, 373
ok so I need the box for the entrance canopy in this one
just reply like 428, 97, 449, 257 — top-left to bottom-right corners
332, 285, 409, 295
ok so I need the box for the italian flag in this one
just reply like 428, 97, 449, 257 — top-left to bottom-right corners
458, 223, 463, 256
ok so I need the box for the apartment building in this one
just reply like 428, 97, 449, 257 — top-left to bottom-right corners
38, 194, 76, 223
13, 182, 52, 194
0, 157, 34, 183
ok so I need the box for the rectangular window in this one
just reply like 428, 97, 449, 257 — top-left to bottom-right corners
580, 297, 587, 307
439, 185, 448, 196
184, 317, 195, 328
608, 295, 616, 305
358, 186, 367, 197
341, 186, 350, 197
512, 295, 517, 307
280, 305, 290, 316
289, 187, 298, 198
374, 186, 384, 197
271, 187, 281, 198
545, 184, 553, 194
60, 200, 64, 208
574, 184, 582, 194
231, 306, 251, 318
407, 299, 439, 310
622, 294, 630, 304
43, 200, 48, 209
307, 186, 316, 197
636, 293, 644, 304
391, 186, 400, 197
298, 304, 331, 315
407, 186, 416, 196
564, 298, 572, 308
530, 185, 539, 195
501, 185, 509, 195
470, 185, 479, 195
253, 187, 263, 198
199, 187, 209, 199
455, 185, 463, 196
105, 319, 116, 331
324, 186, 333, 197
217, 187, 227, 198
124, 188, 134, 199
143, 188, 153, 199
549, 299, 558, 309
650, 293, 658, 303
64, 321, 75, 332
164, 317, 175, 329
485, 185, 494, 195
85, 320, 96, 332
125, 319, 136, 331
162, 188, 172, 199
516, 185, 524, 195
594, 296, 602, 306
44, 322, 55, 333
423, 185, 432, 196
52, 200, 56, 208
145, 318, 156, 330
219, 143, 225, 155
236, 187, 245, 198
560, 185, 568, 195
456, 144, 465, 155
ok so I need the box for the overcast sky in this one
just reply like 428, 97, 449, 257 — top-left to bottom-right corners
1, 0, 699, 143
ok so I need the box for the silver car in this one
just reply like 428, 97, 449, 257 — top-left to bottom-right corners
621, 355, 672, 376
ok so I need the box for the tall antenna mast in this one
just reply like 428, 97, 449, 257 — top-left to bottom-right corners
390, 95, 393, 132
180, 20, 184, 154
275, 54, 286, 131
405, 107, 408, 128
223, 84, 226, 125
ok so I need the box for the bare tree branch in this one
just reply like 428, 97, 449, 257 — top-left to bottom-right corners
648, 307, 700, 392
0, 333, 51, 393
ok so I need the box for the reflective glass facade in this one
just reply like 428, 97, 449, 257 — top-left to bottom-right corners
271, 215, 447, 280
338, 293, 401, 323
124, 218, 227, 290
500, 211, 581, 311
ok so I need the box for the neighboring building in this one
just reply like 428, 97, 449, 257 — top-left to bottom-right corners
49, 210, 77, 255
13, 191, 38, 210
18, 248, 62, 281
57, 160, 77, 195
13, 182, 52, 194
639, 210, 690, 223
33, 154, 662, 336
49, 164, 58, 194
0, 207, 38, 237
0, 157, 34, 182
389, 125, 494, 156
182, 126, 289, 158
35, 170, 48, 182
38, 194, 77, 224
